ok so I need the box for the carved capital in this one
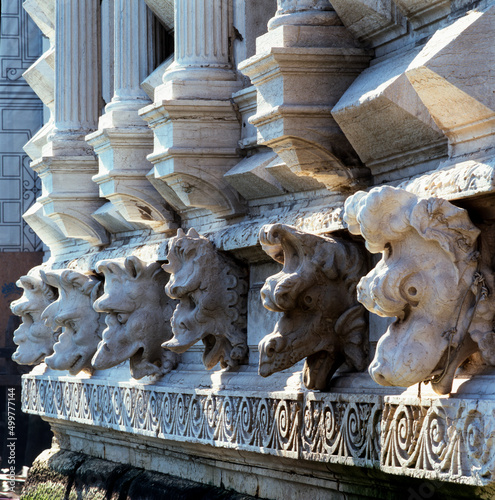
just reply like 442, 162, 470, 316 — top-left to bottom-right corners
92, 256, 179, 379
258, 224, 368, 390
162, 228, 248, 370
41, 270, 103, 375
10, 267, 59, 366
344, 186, 495, 394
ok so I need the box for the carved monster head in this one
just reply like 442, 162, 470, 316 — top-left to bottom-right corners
10, 267, 59, 365
162, 228, 248, 370
42, 270, 103, 376
92, 256, 178, 379
258, 224, 368, 390
344, 186, 493, 394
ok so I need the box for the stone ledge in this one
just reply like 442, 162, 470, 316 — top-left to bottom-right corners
20, 373, 495, 493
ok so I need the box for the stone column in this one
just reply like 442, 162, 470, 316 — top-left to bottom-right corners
87, 0, 177, 234
25, 0, 108, 251
105, 0, 152, 118
51, 0, 100, 155
158, 0, 239, 100
141, 0, 244, 218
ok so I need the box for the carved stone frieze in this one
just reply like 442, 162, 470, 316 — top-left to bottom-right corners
301, 393, 381, 467
10, 267, 59, 365
41, 270, 103, 375
382, 396, 495, 485
92, 256, 179, 379
22, 376, 301, 459
258, 224, 368, 390
344, 186, 495, 395
162, 228, 248, 370
22, 373, 495, 488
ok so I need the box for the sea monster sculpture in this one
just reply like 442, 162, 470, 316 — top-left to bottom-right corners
92, 256, 179, 379
258, 223, 369, 390
344, 186, 495, 395
41, 270, 103, 376
162, 228, 248, 370
10, 266, 59, 365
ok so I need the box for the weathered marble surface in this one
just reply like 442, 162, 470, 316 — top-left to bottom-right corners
92, 256, 179, 379
258, 223, 368, 390
41, 270, 103, 375
10, 267, 59, 365
344, 186, 495, 395
162, 228, 248, 370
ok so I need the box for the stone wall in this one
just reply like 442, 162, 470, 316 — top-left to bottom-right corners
12, 0, 495, 498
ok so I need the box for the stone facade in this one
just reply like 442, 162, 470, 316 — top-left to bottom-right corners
13, 0, 495, 498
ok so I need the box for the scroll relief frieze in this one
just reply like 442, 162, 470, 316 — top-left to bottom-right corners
10, 267, 59, 366
92, 256, 179, 379
162, 228, 248, 370
344, 186, 495, 395
381, 397, 495, 485
258, 224, 369, 390
40, 270, 103, 376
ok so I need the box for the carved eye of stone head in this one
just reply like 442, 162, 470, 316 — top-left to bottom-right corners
299, 289, 318, 311
399, 274, 425, 307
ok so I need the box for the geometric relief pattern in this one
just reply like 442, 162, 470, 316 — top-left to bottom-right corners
22, 375, 495, 487
0, 0, 42, 252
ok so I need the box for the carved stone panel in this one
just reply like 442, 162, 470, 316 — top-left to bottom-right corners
343, 186, 495, 395
10, 267, 59, 365
162, 228, 248, 370
41, 270, 103, 375
92, 256, 179, 379
258, 224, 368, 390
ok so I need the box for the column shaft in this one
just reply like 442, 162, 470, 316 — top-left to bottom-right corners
175, 0, 229, 68
113, 0, 153, 102
55, 0, 99, 131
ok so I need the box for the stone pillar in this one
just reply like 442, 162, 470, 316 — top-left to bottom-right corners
87, 0, 177, 234
24, 0, 108, 252
239, 0, 372, 191
50, 0, 99, 155
105, 0, 152, 117
157, 0, 239, 99
141, 0, 244, 218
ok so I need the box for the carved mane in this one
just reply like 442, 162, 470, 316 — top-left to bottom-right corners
10, 266, 59, 366
162, 228, 248, 370
93, 256, 178, 379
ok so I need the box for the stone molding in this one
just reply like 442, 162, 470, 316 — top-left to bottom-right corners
258, 223, 368, 390
381, 396, 495, 485
21, 374, 495, 487
22, 376, 302, 459
162, 228, 248, 370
